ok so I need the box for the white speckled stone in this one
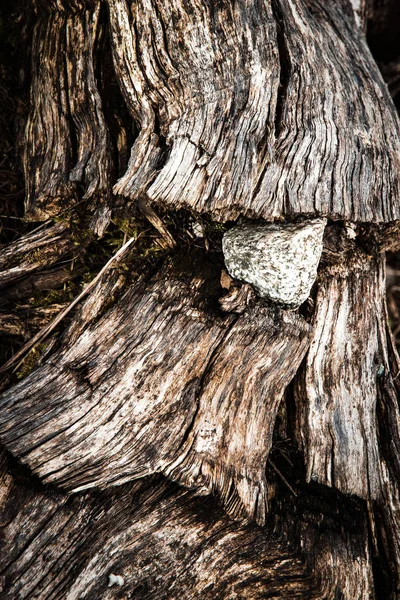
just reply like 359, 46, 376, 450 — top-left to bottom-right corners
222, 219, 326, 308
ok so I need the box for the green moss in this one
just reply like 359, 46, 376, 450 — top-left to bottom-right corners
25, 248, 44, 264
32, 282, 78, 308
16, 344, 47, 380
113, 217, 142, 239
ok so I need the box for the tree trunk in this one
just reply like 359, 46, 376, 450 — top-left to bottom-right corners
1, 0, 400, 598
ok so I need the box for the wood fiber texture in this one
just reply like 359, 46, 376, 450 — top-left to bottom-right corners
0, 223, 75, 289
166, 305, 310, 525
0, 259, 309, 523
106, 0, 400, 223
2, 0, 400, 597
24, 0, 113, 232
65, 4, 113, 235
22, 0, 400, 225
24, 3, 76, 221
296, 251, 386, 498
0, 454, 376, 600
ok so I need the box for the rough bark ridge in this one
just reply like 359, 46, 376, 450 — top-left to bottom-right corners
24, 0, 113, 234
296, 251, 386, 499
107, 0, 400, 223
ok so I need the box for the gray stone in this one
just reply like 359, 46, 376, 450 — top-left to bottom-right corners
222, 219, 326, 308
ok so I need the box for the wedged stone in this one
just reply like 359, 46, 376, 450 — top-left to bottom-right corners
222, 219, 326, 308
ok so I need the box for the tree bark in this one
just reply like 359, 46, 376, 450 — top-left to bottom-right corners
1, 0, 400, 598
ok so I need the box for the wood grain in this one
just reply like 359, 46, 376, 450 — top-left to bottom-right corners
21, 0, 400, 225
24, 0, 113, 229
24, 4, 77, 221
0, 454, 375, 599
65, 3, 113, 235
167, 305, 310, 525
0, 255, 311, 524
106, 0, 400, 224
0, 223, 75, 289
295, 251, 386, 499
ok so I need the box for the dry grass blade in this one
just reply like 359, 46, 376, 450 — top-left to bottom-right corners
0, 235, 137, 374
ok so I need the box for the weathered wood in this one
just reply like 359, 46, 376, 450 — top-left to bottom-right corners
295, 246, 386, 499
0, 260, 232, 487
0, 450, 376, 599
372, 318, 400, 597
166, 304, 310, 524
24, 0, 113, 230
23, 0, 400, 225
0, 255, 310, 524
0, 223, 75, 289
106, 0, 400, 224
65, 2, 113, 235
349, 0, 373, 29
2, 0, 400, 596
375, 472, 400, 599
24, 4, 77, 221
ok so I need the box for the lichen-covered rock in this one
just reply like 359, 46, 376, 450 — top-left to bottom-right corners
222, 219, 326, 308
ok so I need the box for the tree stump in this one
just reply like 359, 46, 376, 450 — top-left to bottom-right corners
1, 0, 400, 598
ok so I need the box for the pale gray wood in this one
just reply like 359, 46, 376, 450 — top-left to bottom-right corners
295, 250, 386, 499
166, 303, 310, 525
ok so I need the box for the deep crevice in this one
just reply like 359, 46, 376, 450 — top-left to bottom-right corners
271, 0, 291, 138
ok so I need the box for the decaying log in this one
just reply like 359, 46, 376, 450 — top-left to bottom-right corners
0, 254, 310, 524
0, 448, 377, 600
2, 0, 400, 596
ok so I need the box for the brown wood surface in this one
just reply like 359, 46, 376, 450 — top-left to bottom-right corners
1, 0, 400, 598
